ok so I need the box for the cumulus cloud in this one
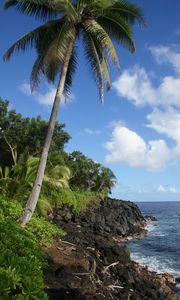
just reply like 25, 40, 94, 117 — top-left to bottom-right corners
113, 66, 180, 108
109, 45, 180, 170
105, 124, 170, 171
112, 66, 156, 107
149, 45, 180, 73
19, 82, 74, 107
157, 185, 179, 193
147, 107, 180, 157
105, 109, 180, 171
147, 107, 180, 141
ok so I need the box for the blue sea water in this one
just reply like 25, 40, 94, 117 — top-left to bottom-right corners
127, 201, 180, 278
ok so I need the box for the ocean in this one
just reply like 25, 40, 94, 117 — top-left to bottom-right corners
127, 201, 180, 278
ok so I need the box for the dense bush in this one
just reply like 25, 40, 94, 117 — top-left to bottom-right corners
0, 197, 64, 299
0, 221, 48, 299
27, 216, 65, 246
0, 197, 64, 245
57, 188, 99, 213
0, 198, 23, 221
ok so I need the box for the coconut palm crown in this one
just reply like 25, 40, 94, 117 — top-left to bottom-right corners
3, 0, 145, 226
4, 0, 145, 101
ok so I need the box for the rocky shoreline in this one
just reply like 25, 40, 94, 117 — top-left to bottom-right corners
44, 198, 180, 299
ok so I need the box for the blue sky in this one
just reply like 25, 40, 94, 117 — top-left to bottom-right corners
1, 0, 180, 202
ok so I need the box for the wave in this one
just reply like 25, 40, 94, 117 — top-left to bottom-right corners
146, 224, 166, 237
130, 252, 180, 277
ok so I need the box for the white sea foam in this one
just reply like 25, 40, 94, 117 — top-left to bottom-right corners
146, 223, 166, 237
130, 252, 180, 277
146, 224, 156, 232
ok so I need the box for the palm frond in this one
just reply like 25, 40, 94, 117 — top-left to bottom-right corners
95, 0, 146, 26
31, 22, 75, 89
4, 0, 79, 21
77, 0, 114, 12
83, 19, 120, 68
88, 33, 111, 91
98, 12, 135, 52
43, 175, 69, 188
101, 56, 110, 90
63, 47, 78, 98
3, 20, 61, 61
4, 0, 59, 20
37, 197, 53, 217
83, 31, 104, 102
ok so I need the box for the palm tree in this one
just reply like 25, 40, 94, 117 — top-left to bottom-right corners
3, 0, 145, 226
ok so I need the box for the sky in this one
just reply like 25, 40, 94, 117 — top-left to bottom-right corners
0, 0, 180, 202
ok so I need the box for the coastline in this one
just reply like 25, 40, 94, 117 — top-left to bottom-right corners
44, 197, 179, 299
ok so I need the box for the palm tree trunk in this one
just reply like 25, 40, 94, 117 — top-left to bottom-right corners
19, 40, 75, 227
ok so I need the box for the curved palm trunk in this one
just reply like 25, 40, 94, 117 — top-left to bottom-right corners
19, 40, 75, 227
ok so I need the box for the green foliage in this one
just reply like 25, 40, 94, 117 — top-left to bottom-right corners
3, 0, 145, 103
27, 216, 65, 246
0, 149, 115, 218
0, 196, 65, 299
0, 151, 71, 211
0, 220, 48, 300
0, 195, 64, 244
0, 98, 70, 169
0, 197, 23, 221
65, 151, 116, 195
54, 188, 100, 213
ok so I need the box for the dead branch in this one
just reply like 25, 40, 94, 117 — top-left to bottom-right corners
102, 261, 119, 274
72, 272, 90, 276
3, 135, 17, 165
108, 285, 124, 290
59, 239, 76, 247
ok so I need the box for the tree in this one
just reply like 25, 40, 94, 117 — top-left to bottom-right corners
3, 0, 145, 226
66, 151, 116, 195
0, 151, 71, 213
0, 98, 70, 169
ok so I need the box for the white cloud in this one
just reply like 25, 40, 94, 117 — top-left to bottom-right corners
147, 107, 180, 158
157, 185, 179, 194
169, 187, 179, 193
105, 124, 170, 171
149, 45, 180, 73
157, 185, 166, 192
110, 45, 180, 170
113, 66, 180, 108
19, 82, 33, 96
147, 107, 180, 142
19, 82, 74, 107
84, 128, 101, 135
108, 120, 126, 128
112, 66, 156, 107
36, 86, 56, 106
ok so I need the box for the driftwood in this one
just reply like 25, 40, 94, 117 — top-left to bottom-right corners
60, 239, 76, 247
102, 261, 119, 274
108, 285, 124, 290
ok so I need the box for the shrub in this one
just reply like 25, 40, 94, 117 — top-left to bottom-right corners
0, 197, 22, 221
27, 216, 65, 246
56, 188, 100, 213
0, 197, 65, 299
0, 221, 48, 300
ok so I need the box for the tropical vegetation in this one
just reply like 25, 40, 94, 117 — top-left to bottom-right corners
0, 99, 116, 216
0, 98, 116, 298
3, 0, 145, 225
